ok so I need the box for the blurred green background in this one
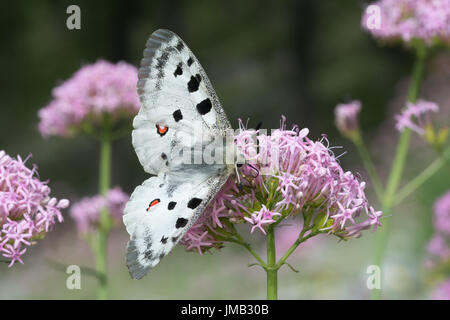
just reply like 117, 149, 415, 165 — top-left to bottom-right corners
0, 0, 448, 299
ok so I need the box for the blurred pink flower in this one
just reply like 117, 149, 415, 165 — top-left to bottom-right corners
425, 190, 450, 266
362, 0, 450, 46
70, 187, 128, 234
180, 117, 381, 254
427, 234, 450, 260
0, 150, 69, 266
38, 60, 139, 138
431, 279, 450, 300
434, 190, 450, 235
395, 100, 439, 135
334, 100, 361, 136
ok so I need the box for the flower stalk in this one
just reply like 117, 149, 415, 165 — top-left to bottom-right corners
266, 226, 277, 300
395, 146, 450, 205
94, 120, 112, 300
352, 134, 383, 200
371, 45, 427, 300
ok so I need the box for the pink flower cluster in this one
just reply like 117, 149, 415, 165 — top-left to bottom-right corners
395, 100, 439, 135
434, 190, 450, 234
38, 60, 140, 138
362, 0, 450, 46
426, 191, 450, 264
180, 117, 382, 254
431, 279, 450, 300
0, 150, 69, 266
70, 187, 129, 234
334, 100, 361, 136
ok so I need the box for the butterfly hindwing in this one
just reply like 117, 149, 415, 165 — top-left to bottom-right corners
123, 167, 229, 279
133, 29, 231, 175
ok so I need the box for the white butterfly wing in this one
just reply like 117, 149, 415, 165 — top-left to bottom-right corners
123, 167, 229, 279
133, 29, 231, 175
124, 29, 234, 279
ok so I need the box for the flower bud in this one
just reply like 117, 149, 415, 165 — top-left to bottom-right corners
334, 100, 361, 139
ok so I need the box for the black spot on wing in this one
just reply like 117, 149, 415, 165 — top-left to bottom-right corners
187, 198, 202, 209
176, 218, 188, 228
174, 63, 183, 77
187, 57, 194, 66
160, 236, 168, 244
168, 201, 177, 210
161, 153, 167, 160
144, 249, 153, 260
172, 236, 179, 243
173, 109, 183, 122
196, 98, 212, 115
176, 41, 184, 51
187, 74, 201, 93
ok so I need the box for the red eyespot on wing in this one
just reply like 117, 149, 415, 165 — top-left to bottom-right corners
147, 198, 160, 211
156, 124, 168, 136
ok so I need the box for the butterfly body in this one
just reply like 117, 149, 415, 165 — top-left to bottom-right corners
123, 29, 237, 279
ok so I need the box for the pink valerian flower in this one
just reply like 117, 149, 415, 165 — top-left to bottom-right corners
0, 150, 69, 267
431, 279, 450, 300
244, 205, 281, 235
362, 0, 450, 46
334, 100, 361, 136
70, 187, 129, 234
395, 100, 439, 135
427, 234, 450, 260
180, 117, 382, 254
38, 60, 139, 138
433, 190, 450, 235
425, 191, 450, 266
178, 210, 218, 255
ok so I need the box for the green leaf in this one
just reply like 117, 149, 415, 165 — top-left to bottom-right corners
437, 127, 449, 146
424, 123, 435, 145
311, 211, 328, 232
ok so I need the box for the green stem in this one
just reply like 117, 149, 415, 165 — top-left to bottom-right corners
266, 226, 277, 300
230, 230, 267, 268
395, 146, 450, 205
353, 134, 383, 201
371, 45, 427, 300
275, 230, 316, 270
242, 242, 267, 268
94, 129, 112, 300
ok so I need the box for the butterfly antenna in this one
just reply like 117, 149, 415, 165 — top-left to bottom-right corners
235, 164, 243, 191
255, 121, 263, 131
248, 164, 260, 178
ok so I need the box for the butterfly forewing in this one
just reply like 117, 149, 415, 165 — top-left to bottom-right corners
133, 29, 231, 175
